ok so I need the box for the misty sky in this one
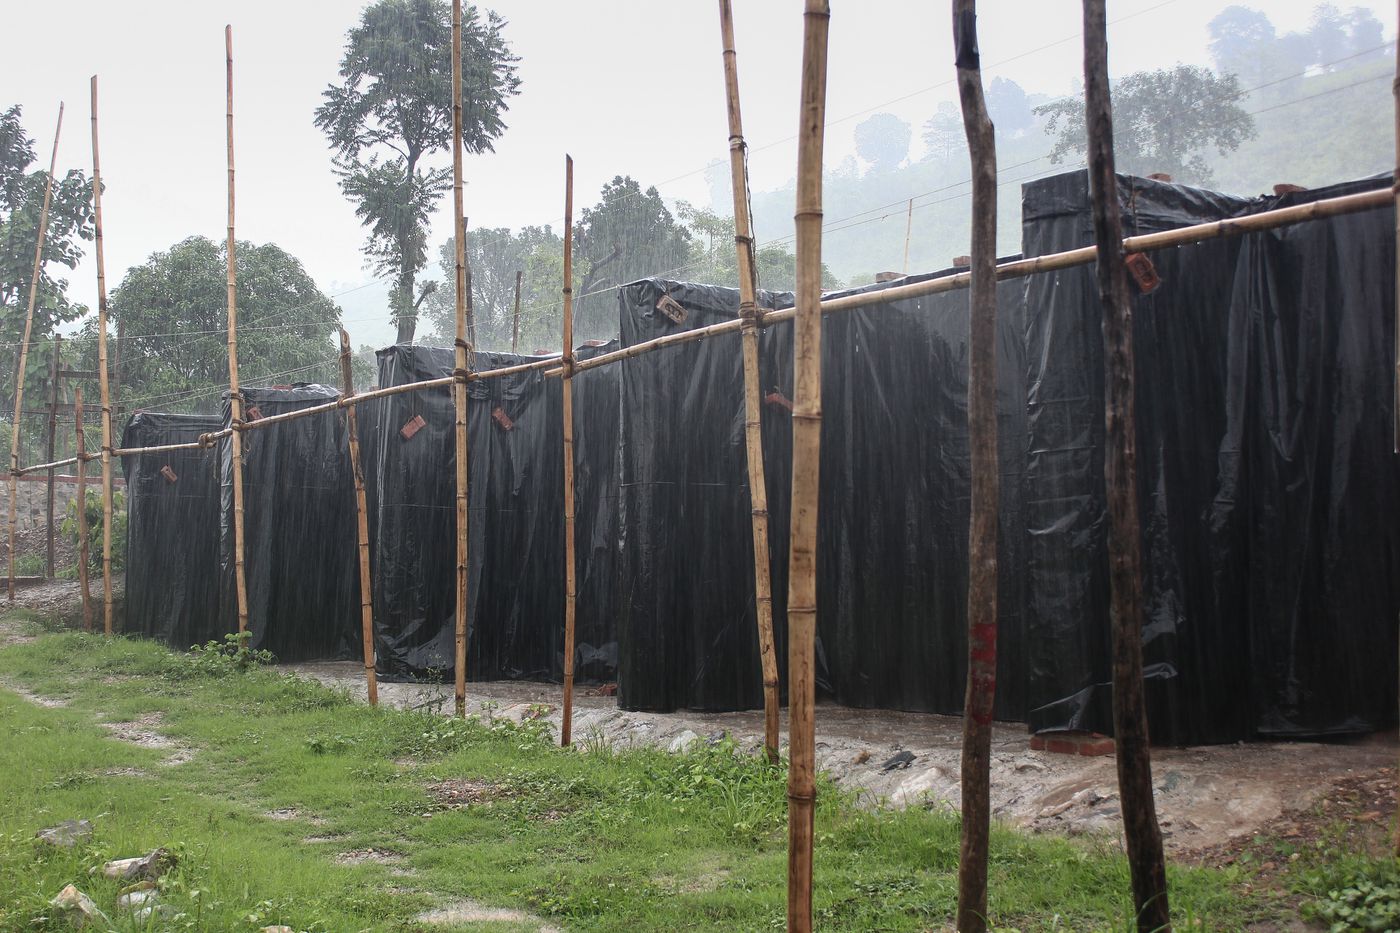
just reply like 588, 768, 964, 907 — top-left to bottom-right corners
4, 0, 1394, 349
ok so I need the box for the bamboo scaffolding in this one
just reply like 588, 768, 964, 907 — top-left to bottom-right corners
226, 26, 251, 638
787, 2, 830, 930
8, 103, 63, 601
46, 334, 62, 578
718, 0, 780, 764
561, 155, 577, 748
90, 78, 115, 637
1082, 1, 1170, 929
339, 329, 378, 706
451, 0, 472, 718
953, 2, 998, 930
512, 270, 522, 354
75, 388, 92, 631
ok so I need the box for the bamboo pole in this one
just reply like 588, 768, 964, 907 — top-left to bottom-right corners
90, 78, 115, 637
902, 197, 914, 274
1394, 0, 1399, 457
512, 270, 523, 354
718, 0, 780, 764
8, 103, 63, 601
74, 388, 92, 631
1082, 2, 1170, 929
561, 155, 577, 747
339, 329, 378, 706
787, 2, 830, 930
226, 26, 251, 638
45, 335, 61, 578
451, 0, 472, 718
954, 2, 999, 930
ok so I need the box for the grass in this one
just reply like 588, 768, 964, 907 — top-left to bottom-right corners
0, 614, 1275, 931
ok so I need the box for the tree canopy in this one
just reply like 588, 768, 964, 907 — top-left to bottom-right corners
854, 114, 912, 172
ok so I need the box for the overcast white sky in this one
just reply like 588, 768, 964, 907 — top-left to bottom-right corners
3, 0, 1393, 348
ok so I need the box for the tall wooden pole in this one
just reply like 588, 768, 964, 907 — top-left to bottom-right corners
954, 2, 999, 930
902, 197, 915, 274
1081, 2, 1171, 929
74, 388, 92, 632
8, 103, 63, 600
787, 2, 830, 930
451, 0, 472, 718
339, 329, 378, 706
561, 155, 578, 747
226, 26, 251, 638
46, 334, 62, 578
718, 0, 781, 764
511, 270, 522, 355
1392, 0, 1399, 861
90, 79, 115, 637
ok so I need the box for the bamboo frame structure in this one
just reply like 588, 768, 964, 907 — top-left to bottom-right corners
451, 0, 472, 718
1082, 1, 1170, 928
90, 77, 116, 637
787, 2, 830, 930
718, 0, 780, 764
561, 155, 577, 748
512, 270, 522, 354
46, 335, 62, 578
339, 329, 378, 706
8, 103, 63, 600
953, 2, 999, 930
74, 388, 92, 631
225, 27, 251, 638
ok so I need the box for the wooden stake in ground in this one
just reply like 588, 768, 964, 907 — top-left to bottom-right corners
953, 2, 999, 930
46, 334, 62, 579
718, 0, 781, 765
90, 79, 116, 637
339, 329, 378, 706
74, 388, 92, 631
450, 0, 472, 718
8, 102, 63, 601
1081, 2, 1171, 928
225, 27, 251, 639
512, 270, 523, 355
787, 2, 830, 930
561, 155, 578, 747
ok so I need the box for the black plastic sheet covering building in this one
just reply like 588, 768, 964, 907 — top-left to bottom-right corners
218, 385, 360, 663
366, 345, 619, 683
120, 412, 223, 648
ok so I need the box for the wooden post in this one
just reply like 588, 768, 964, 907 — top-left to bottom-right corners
74, 388, 92, 632
225, 26, 251, 638
90, 79, 115, 637
339, 329, 378, 706
561, 156, 578, 747
718, 0, 781, 764
1394, 0, 1398, 457
954, 3, 999, 930
46, 334, 62, 578
8, 102, 63, 601
787, 2, 830, 930
1081, 2, 1171, 929
511, 270, 522, 354
902, 197, 914, 274
451, 0, 472, 718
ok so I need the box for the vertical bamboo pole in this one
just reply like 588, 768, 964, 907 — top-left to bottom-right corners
902, 197, 914, 274
561, 156, 577, 746
511, 270, 523, 354
225, 26, 251, 638
90, 79, 115, 637
45, 334, 62, 578
74, 387, 92, 631
954, 2, 999, 930
1393, 0, 1399, 862
718, 0, 781, 764
1081, 2, 1171, 929
339, 329, 378, 706
8, 102, 63, 601
787, 2, 830, 930
451, 0, 472, 718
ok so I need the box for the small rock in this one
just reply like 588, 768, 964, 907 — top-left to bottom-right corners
1038, 800, 1074, 819
36, 820, 93, 848
668, 730, 699, 753
881, 750, 916, 772
704, 730, 727, 747
1013, 755, 1045, 773
49, 884, 108, 928
116, 888, 157, 911
852, 749, 871, 765
102, 846, 175, 881
261, 926, 297, 933
134, 903, 175, 923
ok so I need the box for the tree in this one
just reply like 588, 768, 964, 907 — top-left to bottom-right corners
106, 237, 343, 413
1207, 6, 1277, 85
853, 113, 911, 171
1036, 65, 1256, 185
921, 102, 966, 161
316, 0, 520, 343
986, 77, 1032, 136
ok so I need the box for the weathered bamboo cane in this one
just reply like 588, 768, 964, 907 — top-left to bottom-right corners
90, 79, 115, 637
954, 3, 999, 930
1082, 2, 1171, 929
451, 0, 472, 718
339, 329, 378, 706
512, 270, 523, 355
1393, 0, 1398, 458
787, 2, 830, 930
74, 388, 92, 631
8, 103, 63, 601
718, 0, 781, 764
902, 197, 914, 274
46, 335, 62, 578
561, 155, 578, 747
225, 27, 251, 638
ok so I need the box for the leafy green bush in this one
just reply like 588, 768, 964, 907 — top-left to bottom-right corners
186, 631, 276, 676
1301, 857, 1400, 932
60, 489, 126, 572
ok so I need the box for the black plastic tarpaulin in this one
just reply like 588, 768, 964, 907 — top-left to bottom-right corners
121, 412, 223, 648
218, 384, 360, 663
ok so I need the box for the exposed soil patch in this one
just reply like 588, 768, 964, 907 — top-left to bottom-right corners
264, 807, 326, 826
426, 778, 507, 810
334, 847, 404, 866
0, 679, 68, 707
102, 713, 195, 766
415, 899, 561, 931
1, 577, 123, 630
